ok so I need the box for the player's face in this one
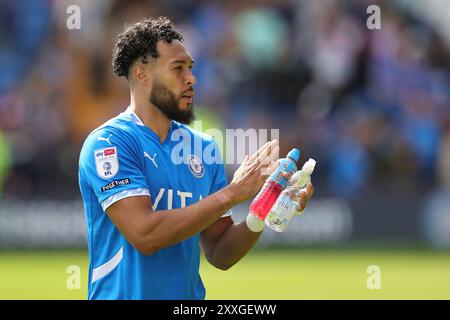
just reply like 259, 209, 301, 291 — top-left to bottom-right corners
150, 40, 196, 124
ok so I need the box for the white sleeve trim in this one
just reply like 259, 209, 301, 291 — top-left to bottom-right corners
101, 188, 150, 211
221, 209, 233, 218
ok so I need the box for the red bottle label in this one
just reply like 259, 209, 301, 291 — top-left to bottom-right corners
249, 181, 284, 220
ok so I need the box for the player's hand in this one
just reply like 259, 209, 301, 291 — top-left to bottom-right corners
293, 181, 315, 214
280, 170, 314, 213
228, 139, 279, 204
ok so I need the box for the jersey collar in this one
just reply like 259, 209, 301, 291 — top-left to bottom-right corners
122, 106, 177, 146
123, 106, 145, 126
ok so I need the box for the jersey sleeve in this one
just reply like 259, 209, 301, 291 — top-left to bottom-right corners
208, 142, 232, 218
79, 127, 150, 211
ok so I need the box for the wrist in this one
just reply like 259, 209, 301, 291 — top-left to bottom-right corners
217, 184, 239, 209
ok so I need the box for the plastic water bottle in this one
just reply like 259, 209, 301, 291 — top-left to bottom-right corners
265, 158, 316, 232
248, 148, 300, 222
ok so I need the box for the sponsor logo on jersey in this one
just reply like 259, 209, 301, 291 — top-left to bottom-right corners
94, 146, 119, 179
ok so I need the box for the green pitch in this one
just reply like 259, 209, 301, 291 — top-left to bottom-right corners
0, 249, 449, 299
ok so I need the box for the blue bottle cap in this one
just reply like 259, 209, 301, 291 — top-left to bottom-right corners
287, 148, 300, 162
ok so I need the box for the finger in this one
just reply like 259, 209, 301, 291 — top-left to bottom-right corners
250, 139, 278, 165
248, 140, 272, 163
256, 144, 279, 175
257, 144, 279, 167
268, 159, 280, 171
283, 171, 292, 181
257, 139, 279, 164
305, 182, 315, 200
267, 143, 280, 165
241, 155, 250, 165
261, 155, 283, 177
260, 160, 276, 177
297, 191, 307, 212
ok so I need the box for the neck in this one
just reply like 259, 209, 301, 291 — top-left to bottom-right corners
129, 91, 171, 143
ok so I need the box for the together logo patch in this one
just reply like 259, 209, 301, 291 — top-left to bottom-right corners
101, 178, 131, 192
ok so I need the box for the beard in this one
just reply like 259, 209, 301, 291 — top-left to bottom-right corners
149, 79, 195, 124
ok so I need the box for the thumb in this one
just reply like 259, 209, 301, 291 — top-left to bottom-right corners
283, 171, 292, 181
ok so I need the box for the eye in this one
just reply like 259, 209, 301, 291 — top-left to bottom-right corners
174, 66, 183, 71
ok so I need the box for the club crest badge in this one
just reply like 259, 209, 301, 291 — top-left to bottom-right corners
94, 147, 119, 179
187, 154, 204, 178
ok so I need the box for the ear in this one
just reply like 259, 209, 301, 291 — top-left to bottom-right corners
132, 64, 150, 86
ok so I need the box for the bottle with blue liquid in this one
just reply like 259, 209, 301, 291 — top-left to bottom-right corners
248, 148, 300, 222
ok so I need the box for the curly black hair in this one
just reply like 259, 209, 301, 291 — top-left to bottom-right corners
112, 16, 183, 78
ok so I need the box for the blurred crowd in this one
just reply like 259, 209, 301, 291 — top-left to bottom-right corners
0, 0, 449, 200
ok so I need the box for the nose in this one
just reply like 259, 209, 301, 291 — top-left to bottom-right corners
185, 72, 197, 87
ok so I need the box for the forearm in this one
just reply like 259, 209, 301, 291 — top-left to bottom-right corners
208, 220, 263, 270
139, 186, 237, 253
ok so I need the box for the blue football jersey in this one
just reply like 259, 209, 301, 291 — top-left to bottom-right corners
78, 107, 231, 300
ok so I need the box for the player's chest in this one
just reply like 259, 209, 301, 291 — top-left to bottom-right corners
139, 144, 212, 208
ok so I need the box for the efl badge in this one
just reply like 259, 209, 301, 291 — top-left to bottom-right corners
187, 154, 204, 178
94, 147, 119, 179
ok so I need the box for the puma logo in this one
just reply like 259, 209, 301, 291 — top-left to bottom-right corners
97, 134, 113, 146
144, 151, 158, 168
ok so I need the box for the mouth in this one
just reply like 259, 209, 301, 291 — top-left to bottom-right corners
181, 91, 194, 104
